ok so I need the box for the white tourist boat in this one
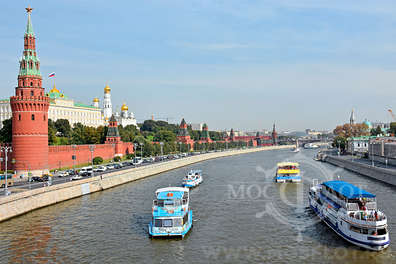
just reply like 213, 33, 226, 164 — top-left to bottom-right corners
149, 187, 193, 237
292, 147, 300, 153
304, 143, 319, 149
309, 180, 390, 251
182, 170, 203, 188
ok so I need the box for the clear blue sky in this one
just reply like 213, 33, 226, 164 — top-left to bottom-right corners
1, 0, 396, 131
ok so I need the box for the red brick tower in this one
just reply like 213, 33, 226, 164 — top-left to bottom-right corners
272, 123, 278, 145
176, 118, 195, 149
105, 115, 123, 156
10, 7, 50, 176
200, 123, 213, 143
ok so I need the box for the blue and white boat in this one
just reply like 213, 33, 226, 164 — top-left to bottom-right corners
275, 162, 301, 183
182, 170, 203, 188
309, 180, 390, 251
148, 187, 193, 238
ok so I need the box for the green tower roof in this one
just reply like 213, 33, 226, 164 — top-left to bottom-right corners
26, 8, 34, 36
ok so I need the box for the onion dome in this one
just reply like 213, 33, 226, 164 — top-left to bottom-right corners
121, 103, 128, 111
104, 85, 111, 94
93, 98, 99, 103
50, 83, 60, 94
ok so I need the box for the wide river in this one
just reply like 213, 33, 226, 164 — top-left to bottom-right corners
1, 149, 396, 263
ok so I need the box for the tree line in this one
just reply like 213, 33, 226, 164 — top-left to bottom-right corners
0, 118, 246, 156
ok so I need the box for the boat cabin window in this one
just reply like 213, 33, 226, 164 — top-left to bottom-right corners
350, 225, 369, 234
156, 199, 182, 207
377, 228, 387, 235
154, 219, 162, 227
163, 219, 172, 227
173, 218, 182, 227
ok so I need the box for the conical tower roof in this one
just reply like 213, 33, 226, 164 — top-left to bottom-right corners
25, 6, 34, 36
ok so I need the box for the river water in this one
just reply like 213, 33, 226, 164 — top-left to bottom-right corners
1, 149, 396, 263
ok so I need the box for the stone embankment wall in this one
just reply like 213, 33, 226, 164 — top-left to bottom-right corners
0, 146, 291, 222
324, 155, 396, 187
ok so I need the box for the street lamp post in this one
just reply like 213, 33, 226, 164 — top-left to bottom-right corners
371, 140, 375, 167
134, 143, 138, 158
160, 142, 164, 156
1, 146, 12, 196
72, 145, 77, 173
89, 145, 95, 177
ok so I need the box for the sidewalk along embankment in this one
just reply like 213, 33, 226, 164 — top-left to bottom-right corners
0, 146, 292, 222
324, 155, 396, 187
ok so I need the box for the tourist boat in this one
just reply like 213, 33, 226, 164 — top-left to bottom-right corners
292, 147, 300, 153
292, 140, 300, 152
304, 143, 319, 149
275, 162, 301, 183
309, 180, 390, 251
148, 187, 193, 238
182, 170, 203, 188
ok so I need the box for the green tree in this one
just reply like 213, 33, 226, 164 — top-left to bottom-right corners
0, 118, 12, 143
48, 119, 57, 145
389, 122, 396, 135
371, 125, 382, 136
71, 123, 85, 144
154, 130, 176, 143
55, 119, 72, 138
93, 156, 103, 165
333, 136, 347, 152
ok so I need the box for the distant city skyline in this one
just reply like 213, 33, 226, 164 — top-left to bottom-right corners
1, 1, 396, 131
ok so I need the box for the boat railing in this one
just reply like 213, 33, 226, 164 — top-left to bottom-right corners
321, 189, 347, 209
346, 211, 387, 223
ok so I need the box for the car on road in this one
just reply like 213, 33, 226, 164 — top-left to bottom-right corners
122, 161, 132, 167
113, 163, 122, 169
79, 167, 93, 176
66, 169, 76, 176
57, 171, 69, 177
132, 157, 143, 166
94, 166, 107, 172
106, 164, 115, 170
71, 175, 83, 181
30, 175, 51, 182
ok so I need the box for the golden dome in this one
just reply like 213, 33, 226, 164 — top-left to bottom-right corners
50, 83, 60, 93
121, 103, 128, 111
104, 85, 111, 93
93, 98, 99, 103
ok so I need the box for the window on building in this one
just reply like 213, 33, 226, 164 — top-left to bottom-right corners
18, 114, 21, 121
31, 114, 35, 121
30, 90, 34, 96
43, 115, 46, 121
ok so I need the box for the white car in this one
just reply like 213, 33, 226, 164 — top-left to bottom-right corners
57, 171, 69, 177
79, 166, 93, 176
71, 175, 83, 181
132, 157, 143, 166
94, 166, 107, 172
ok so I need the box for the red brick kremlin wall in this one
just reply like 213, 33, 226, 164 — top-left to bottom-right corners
48, 142, 133, 170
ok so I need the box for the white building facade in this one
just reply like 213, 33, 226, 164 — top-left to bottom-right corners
0, 84, 138, 129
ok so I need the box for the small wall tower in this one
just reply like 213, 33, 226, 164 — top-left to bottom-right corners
272, 123, 278, 145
